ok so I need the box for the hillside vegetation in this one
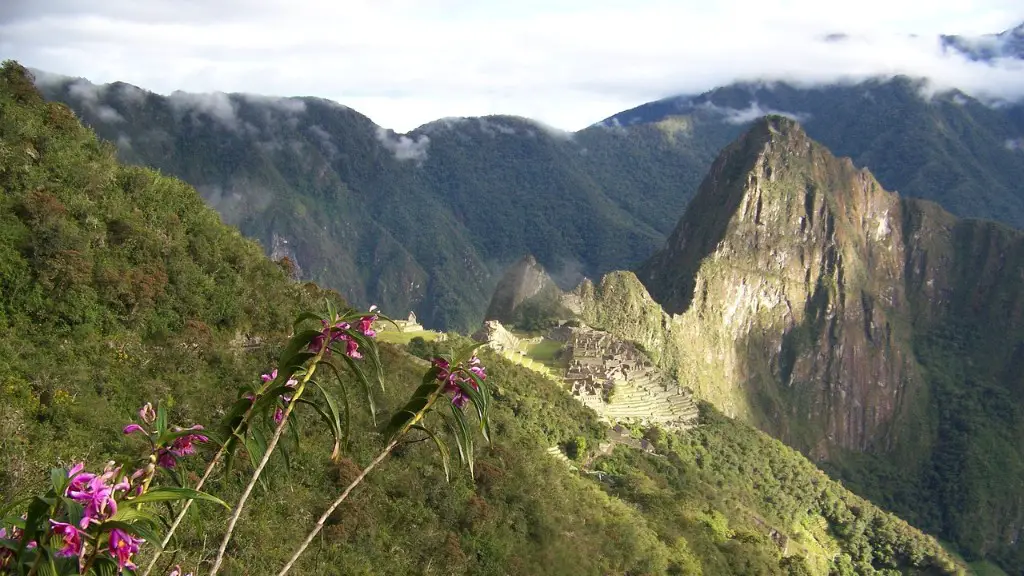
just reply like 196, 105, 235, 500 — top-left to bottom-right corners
0, 61, 966, 575
603, 77, 1024, 228
36, 75, 725, 331
573, 117, 1024, 572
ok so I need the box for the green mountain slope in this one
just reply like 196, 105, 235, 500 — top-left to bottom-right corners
34, 75, 724, 332
0, 61, 966, 575
38, 74, 1024, 334
602, 77, 1024, 228
570, 116, 1024, 572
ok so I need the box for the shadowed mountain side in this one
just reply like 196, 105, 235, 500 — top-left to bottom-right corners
36, 76, 726, 331
581, 116, 1024, 571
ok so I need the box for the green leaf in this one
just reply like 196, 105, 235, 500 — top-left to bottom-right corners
245, 425, 270, 492
340, 351, 378, 426
316, 360, 352, 453
92, 556, 119, 576
451, 341, 486, 366
109, 506, 162, 526
21, 495, 53, 548
463, 371, 492, 443
440, 411, 467, 468
128, 487, 229, 509
277, 329, 322, 374
156, 403, 169, 436
96, 520, 165, 550
292, 310, 324, 332
383, 386, 440, 441
296, 396, 342, 461
61, 498, 84, 529
454, 376, 490, 444
346, 329, 385, 393
411, 425, 451, 482
156, 426, 210, 448
34, 545, 59, 576
49, 467, 68, 496
450, 403, 475, 478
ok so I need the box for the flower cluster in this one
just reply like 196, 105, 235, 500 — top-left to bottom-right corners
431, 356, 487, 408
32, 462, 148, 569
260, 369, 299, 424
308, 306, 379, 358
123, 402, 209, 469
1, 402, 217, 574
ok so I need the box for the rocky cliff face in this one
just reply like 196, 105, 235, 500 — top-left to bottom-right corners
485, 255, 557, 320
484, 255, 571, 329
618, 117, 918, 454
576, 116, 1024, 567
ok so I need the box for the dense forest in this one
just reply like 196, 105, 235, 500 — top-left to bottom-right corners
0, 60, 969, 574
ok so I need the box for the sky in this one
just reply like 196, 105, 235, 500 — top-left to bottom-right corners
2, 0, 1024, 132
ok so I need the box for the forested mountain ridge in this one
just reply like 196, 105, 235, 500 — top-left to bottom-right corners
602, 76, 1024, 228
38, 72, 1024, 333
0, 60, 968, 575
35, 73, 726, 331
566, 115, 1024, 572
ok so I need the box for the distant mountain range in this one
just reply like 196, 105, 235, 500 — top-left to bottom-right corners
942, 21, 1024, 61
32, 25, 1024, 331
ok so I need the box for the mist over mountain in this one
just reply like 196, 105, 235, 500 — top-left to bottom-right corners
602, 76, 1024, 227
2, 60, 973, 575
942, 21, 1024, 61
34, 73, 729, 330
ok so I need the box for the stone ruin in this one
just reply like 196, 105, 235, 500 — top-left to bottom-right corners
471, 320, 523, 354
470, 319, 698, 430
377, 311, 424, 333
563, 327, 698, 430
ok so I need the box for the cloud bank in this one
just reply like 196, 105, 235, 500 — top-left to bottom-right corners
375, 127, 431, 162
2, 0, 1023, 131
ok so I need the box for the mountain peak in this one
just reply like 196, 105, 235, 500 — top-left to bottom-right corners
637, 115, 884, 316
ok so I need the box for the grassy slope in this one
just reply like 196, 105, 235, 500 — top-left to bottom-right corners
0, 61, 964, 575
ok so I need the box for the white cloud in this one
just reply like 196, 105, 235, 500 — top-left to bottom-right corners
375, 127, 430, 162
240, 93, 307, 114
167, 91, 239, 130
702, 102, 813, 125
2, 0, 1024, 131
1007, 138, 1024, 151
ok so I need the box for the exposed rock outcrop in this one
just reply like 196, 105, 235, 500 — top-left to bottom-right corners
575, 116, 1024, 563
485, 255, 569, 328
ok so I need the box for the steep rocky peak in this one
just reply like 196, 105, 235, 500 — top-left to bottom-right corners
484, 255, 561, 322
639, 115, 894, 315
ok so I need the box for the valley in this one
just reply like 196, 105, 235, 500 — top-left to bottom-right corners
4, 39, 1024, 574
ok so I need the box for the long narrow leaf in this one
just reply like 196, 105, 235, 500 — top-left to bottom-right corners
128, 487, 230, 509
295, 398, 341, 460
97, 520, 165, 549
463, 371, 492, 443
312, 378, 345, 456
439, 411, 467, 469
450, 403, 475, 477
292, 311, 324, 332
315, 360, 353, 452
339, 351, 377, 425
411, 425, 451, 481
346, 329, 385, 393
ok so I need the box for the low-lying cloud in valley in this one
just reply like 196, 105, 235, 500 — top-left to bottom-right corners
1, 0, 1023, 131
375, 127, 431, 162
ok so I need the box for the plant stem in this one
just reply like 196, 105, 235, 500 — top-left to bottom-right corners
208, 354, 323, 576
277, 390, 442, 576
275, 437, 399, 576
140, 442, 227, 576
